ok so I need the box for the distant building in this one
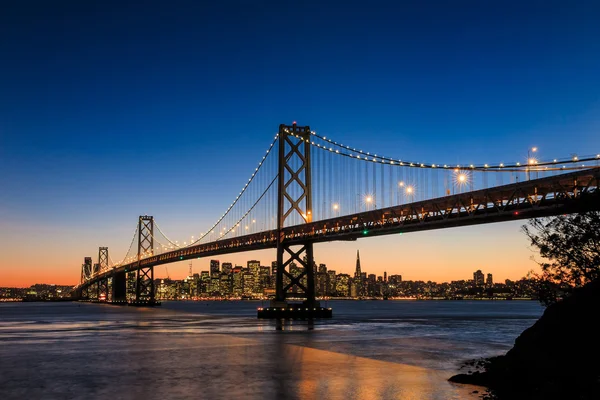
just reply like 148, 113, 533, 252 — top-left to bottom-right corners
388, 274, 402, 285
354, 250, 362, 279
354, 251, 364, 296
220, 274, 231, 295
242, 272, 254, 295
259, 266, 271, 293
200, 271, 210, 295
232, 267, 243, 295
473, 270, 485, 287
222, 262, 233, 275
210, 260, 220, 277
247, 260, 260, 293
486, 273, 493, 287
336, 274, 351, 296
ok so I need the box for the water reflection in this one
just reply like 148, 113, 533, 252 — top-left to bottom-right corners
0, 301, 536, 399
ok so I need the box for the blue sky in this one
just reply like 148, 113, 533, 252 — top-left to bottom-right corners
1, 1, 599, 285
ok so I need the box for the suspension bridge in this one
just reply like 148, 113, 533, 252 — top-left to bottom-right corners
74, 123, 600, 318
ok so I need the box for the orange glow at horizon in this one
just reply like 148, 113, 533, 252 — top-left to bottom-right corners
0, 220, 541, 288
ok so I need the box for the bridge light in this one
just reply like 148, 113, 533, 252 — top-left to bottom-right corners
363, 230, 368, 235
366, 196, 372, 203
398, 181, 405, 187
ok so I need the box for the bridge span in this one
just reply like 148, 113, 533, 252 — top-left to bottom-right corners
74, 123, 600, 318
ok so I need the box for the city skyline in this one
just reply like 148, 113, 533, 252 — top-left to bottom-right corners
2, 239, 529, 288
1, 2, 599, 287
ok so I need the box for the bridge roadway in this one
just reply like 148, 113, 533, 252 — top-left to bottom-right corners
80, 167, 600, 290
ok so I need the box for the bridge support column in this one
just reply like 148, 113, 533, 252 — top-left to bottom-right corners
97, 278, 109, 302
112, 270, 127, 304
258, 123, 331, 319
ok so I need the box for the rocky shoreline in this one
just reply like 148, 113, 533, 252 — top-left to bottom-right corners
449, 279, 600, 399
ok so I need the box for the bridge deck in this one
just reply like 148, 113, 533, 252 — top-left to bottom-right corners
79, 167, 600, 289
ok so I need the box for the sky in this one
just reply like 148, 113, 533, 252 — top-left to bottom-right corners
1, 1, 599, 287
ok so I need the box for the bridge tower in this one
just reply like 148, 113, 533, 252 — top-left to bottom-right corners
98, 247, 109, 271
258, 123, 331, 318
134, 215, 156, 305
96, 247, 109, 302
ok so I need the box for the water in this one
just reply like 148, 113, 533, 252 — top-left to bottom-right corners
0, 300, 543, 399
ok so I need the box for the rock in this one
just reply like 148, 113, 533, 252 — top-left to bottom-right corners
449, 279, 600, 399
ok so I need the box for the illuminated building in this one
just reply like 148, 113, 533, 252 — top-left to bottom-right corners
474, 270, 485, 287
247, 260, 260, 293
210, 260, 220, 277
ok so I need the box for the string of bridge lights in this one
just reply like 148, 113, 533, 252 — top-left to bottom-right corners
216, 175, 278, 240
154, 221, 181, 249
303, 130, 600, 171
110, 226, 139, 267
183, 134, 279, 248
135, 135, 279, 256
107, 129, 599, 269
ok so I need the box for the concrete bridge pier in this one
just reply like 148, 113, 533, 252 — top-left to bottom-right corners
111, 270, 127, 305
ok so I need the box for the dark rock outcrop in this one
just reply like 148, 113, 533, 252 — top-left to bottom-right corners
450, 279, 600, 399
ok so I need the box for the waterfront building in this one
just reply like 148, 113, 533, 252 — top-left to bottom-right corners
210, 260, 220, 277
474, 270, 485, 287
336, 274, 350, 297
222, 262, 233, 275
242, 272, 254, 296
247, 260, 260, 293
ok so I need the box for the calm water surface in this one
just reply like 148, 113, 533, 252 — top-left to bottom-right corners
0, 300, 544, 399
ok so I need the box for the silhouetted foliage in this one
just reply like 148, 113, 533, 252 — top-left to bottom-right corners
522, 211, 600, 305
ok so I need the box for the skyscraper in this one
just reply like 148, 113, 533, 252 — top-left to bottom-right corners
474, 270, 485, 287
222, 262, 232, 275
210, 260, 220, 277
247, 260, 260, 293
271, 261, 277, 276
355, 250, 364, 296
354, 250, 362, 279
486, 273, 493, 287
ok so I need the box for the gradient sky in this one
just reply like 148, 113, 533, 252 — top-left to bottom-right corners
1, 1, 599, 287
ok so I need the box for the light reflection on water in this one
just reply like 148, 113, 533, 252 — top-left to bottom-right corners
0, 300, 543, 399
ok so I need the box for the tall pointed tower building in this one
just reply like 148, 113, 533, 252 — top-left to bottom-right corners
354, 250, 362, 279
